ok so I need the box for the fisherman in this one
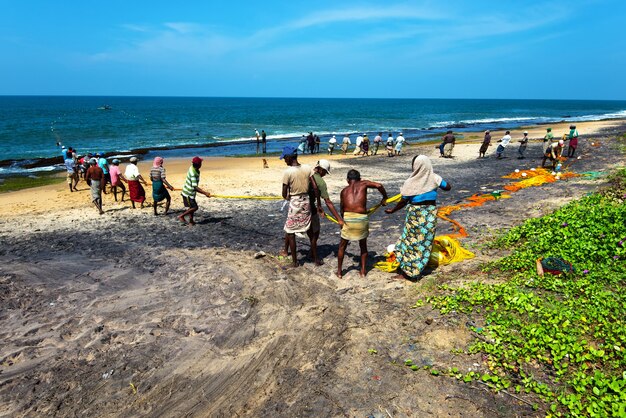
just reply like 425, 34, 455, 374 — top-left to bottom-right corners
542, 139, 565, 169
479, 130, 491, 158
337, 169, 388, 278
395, 132, 406, 156
308, 159, 344, 265
109, 159, 127, 202
517, 131, 529, 159
64, 152, 79, 192
341, 134, 351, 155
85, 158, 105, 215
543, 127, 554, 154
279, 146, 315, 267
496, 131, 512, 159
178, 156, 211, 225
328, 135, 337, 155
567, 125, 579, 157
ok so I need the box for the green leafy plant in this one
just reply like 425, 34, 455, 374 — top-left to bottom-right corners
425, 168, 626, 416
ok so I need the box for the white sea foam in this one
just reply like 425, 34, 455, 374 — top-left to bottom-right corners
0, 165, 62, 175
460, 116, 538, 124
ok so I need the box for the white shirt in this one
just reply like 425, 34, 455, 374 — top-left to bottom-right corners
500, 135, 511, 147
355, 136, 363, 146
329, 137, 337, 144
396, 135, 405, 144
374, 135, 382, 143
124, 164, 140, 180
343, 136, 351, 144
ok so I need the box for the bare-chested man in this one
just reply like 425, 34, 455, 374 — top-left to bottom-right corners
337, 169, 387, 278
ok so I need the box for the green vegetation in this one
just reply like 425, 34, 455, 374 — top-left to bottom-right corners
424, 168, 626, 417
0, 173, 64, 193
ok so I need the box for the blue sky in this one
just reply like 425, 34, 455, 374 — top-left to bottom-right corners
1, 1, 624, 99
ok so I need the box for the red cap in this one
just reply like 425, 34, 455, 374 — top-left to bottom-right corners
192, 156, 203, 165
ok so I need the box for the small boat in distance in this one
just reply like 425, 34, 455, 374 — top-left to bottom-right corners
98, 105, 112, 110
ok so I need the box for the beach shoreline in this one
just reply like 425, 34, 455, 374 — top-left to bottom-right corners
1, 118, 623, 201
2, 117, 625, 174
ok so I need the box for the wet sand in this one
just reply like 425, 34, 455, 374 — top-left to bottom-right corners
0, 119, 624, 417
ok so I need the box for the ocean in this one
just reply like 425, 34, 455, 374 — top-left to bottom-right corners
1, 96, 625, 175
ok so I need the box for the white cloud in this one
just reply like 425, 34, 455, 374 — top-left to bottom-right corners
87, 3, 570, 66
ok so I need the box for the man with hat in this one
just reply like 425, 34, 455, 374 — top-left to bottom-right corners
542, 139, 565, 169
496, 131, 512, 159
309, 159, 344, 265
280, 146, 314, 267
178, 156, 211, 226
85, 158, 105, 215
109, 159, 127, 202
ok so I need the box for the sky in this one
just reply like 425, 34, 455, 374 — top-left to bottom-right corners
1, 1, 625, 100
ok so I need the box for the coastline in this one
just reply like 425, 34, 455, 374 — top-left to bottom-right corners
2, 117, 625, 174
1, 118, 623, 198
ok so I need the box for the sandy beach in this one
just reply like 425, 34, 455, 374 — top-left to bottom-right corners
1, 119, 624, 417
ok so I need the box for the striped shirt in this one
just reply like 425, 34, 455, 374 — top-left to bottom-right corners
150, 166, 166, 181
181, 165, 200, 198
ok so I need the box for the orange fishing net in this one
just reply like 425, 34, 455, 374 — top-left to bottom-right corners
503, 168, 580, 192
437, 191, 512, 238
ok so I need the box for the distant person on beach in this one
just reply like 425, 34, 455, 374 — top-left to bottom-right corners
261, 130, 267, 154
341, 135, 351, 155
353, 134, 363, 155
337, 169, 388, 278
255, 129, 260, 154
542, 140, 565, 169
109, 159, 126, 202
309, 159, 344, 265
440, 131, 455, 158
279, 146, 315, 267
543, 127, 554, 154
298, 135, 307, 154
567, 125, 579, 157
125, 157, 148, 209
179, 156, 211, 226
517, 131, 529, 159
307, 132, 316, 154
385, 155, 451, 280
386, 134, 395, 156
360, 134, 370, 156
496, 131, 512, 159
314, 135, 321, 153
328, 135, 337, 155
395, 132, 406, 156
97, 153, 110, 194
373, 133, 382, 155
64, 153, 79, 192
150, 157, 175, 216
479, 130, 491, 158
85, 158, 105, 215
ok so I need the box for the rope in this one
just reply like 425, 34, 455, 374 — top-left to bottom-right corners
210, 194, 283, 200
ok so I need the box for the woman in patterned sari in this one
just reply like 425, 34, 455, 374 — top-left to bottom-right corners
385, 155, 451, 280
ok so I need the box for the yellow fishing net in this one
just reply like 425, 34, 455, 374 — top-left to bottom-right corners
373, 235, 475, 272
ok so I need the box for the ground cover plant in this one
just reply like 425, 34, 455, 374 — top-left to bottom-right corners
425, 168, 626, 416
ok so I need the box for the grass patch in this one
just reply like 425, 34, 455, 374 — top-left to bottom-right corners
0, 173, 65, 193
422, 168, 626, 416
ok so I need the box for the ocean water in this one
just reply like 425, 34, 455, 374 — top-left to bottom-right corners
1, 96, 625, 174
